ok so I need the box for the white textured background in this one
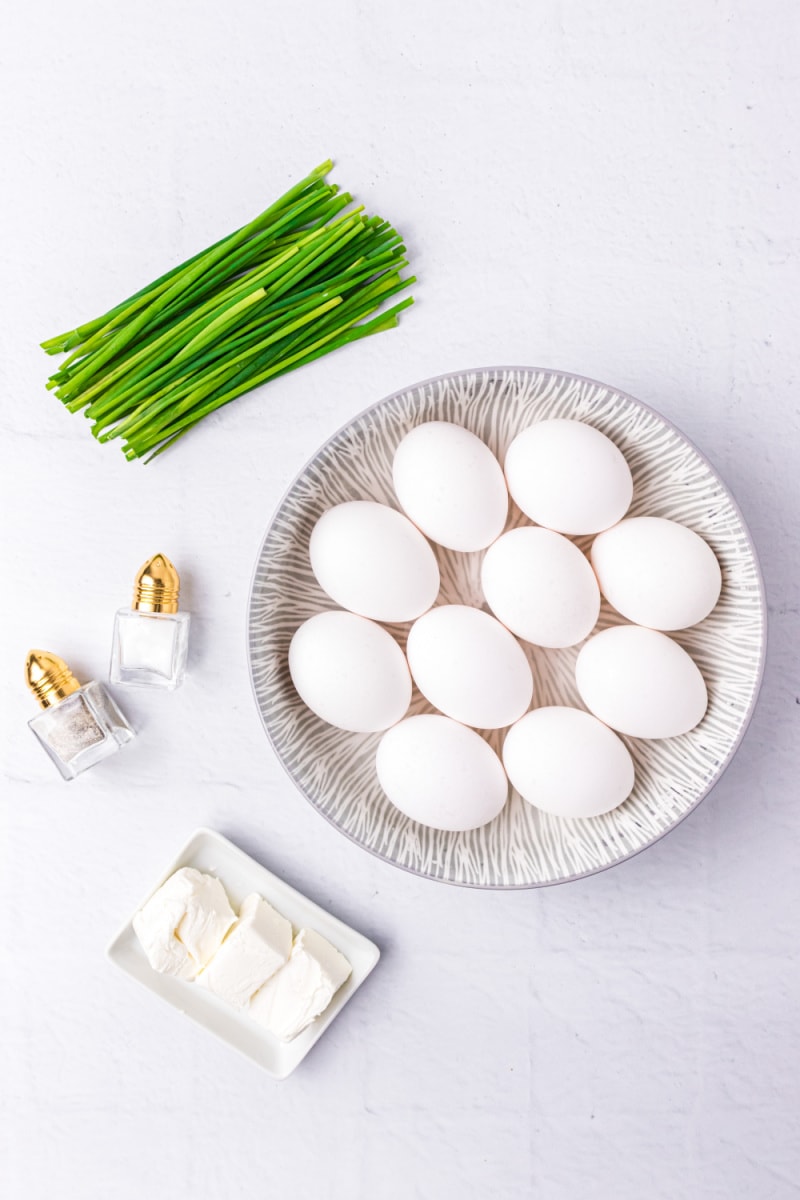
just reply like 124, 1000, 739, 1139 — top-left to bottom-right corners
2, 2, 799, 1197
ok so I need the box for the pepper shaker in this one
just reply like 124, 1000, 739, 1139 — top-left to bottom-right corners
26, 651, 135, 780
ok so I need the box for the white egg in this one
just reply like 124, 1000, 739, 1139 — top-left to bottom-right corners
481, 527, 600, 648
406, 605, 533, 729
309, 501, 440, 622
591, 516, 722, 630
503, 707, 635, 818
505, 419, 633, 534
376, 714, 508, 831
289, 611, 411, 733
392, 421, 508, 551
575, 625, 708, 739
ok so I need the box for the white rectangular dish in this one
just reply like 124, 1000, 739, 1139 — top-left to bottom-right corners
106, 828, 381, 1079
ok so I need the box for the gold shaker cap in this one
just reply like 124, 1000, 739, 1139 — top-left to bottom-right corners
25, 650, 81, 709
132, 553, 180, 614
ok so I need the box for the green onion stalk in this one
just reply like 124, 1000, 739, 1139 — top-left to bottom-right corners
42, 161, 415, 461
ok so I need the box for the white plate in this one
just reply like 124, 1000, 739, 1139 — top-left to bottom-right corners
106, 828, 381, 1079
247, 367, 767, 888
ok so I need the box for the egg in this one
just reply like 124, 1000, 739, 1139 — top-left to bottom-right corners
481, 527, 600, 648
392, 421, 508, 551
309, 501, 440, 622
289, 611, 411, 733
406, 605, 533, 729
575, 625, 708, 738
505, 419, 633, 534
591, 516, 722, 630
503, 707, 635, 818
376, 714, 508, 831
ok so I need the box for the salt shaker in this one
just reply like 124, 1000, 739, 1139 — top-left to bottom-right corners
110, 553, 191, 690
26, 650, 135, 780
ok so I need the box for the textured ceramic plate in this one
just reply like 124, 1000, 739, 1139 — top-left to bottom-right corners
107, 828, 380, 1078
248, 368, 766, 889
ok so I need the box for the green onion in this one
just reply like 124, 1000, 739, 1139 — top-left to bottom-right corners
42, 161, 415, 461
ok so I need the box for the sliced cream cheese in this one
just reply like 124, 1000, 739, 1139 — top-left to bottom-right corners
196, 893, 292, 1008
249, 927, 352, 1041
132, 867, 236, 979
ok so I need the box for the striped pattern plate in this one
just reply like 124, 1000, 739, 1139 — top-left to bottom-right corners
247, 368, 766, 888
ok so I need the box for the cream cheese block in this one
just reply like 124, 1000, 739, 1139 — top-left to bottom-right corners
249, 928, 352, 1041
196, 893, 292, 1009
132, 867, 236, 979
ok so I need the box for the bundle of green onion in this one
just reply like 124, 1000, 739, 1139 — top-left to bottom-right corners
41, 161, 414, 461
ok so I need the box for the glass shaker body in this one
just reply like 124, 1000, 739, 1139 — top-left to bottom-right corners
110, 609, 190, 690
28, 680, 135, 781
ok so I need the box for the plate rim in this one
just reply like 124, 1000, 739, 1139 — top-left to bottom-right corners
246, 364, 768, 890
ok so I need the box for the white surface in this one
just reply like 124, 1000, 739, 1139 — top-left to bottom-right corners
1, 1, 798, 1196
108, 830, 379, 1078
